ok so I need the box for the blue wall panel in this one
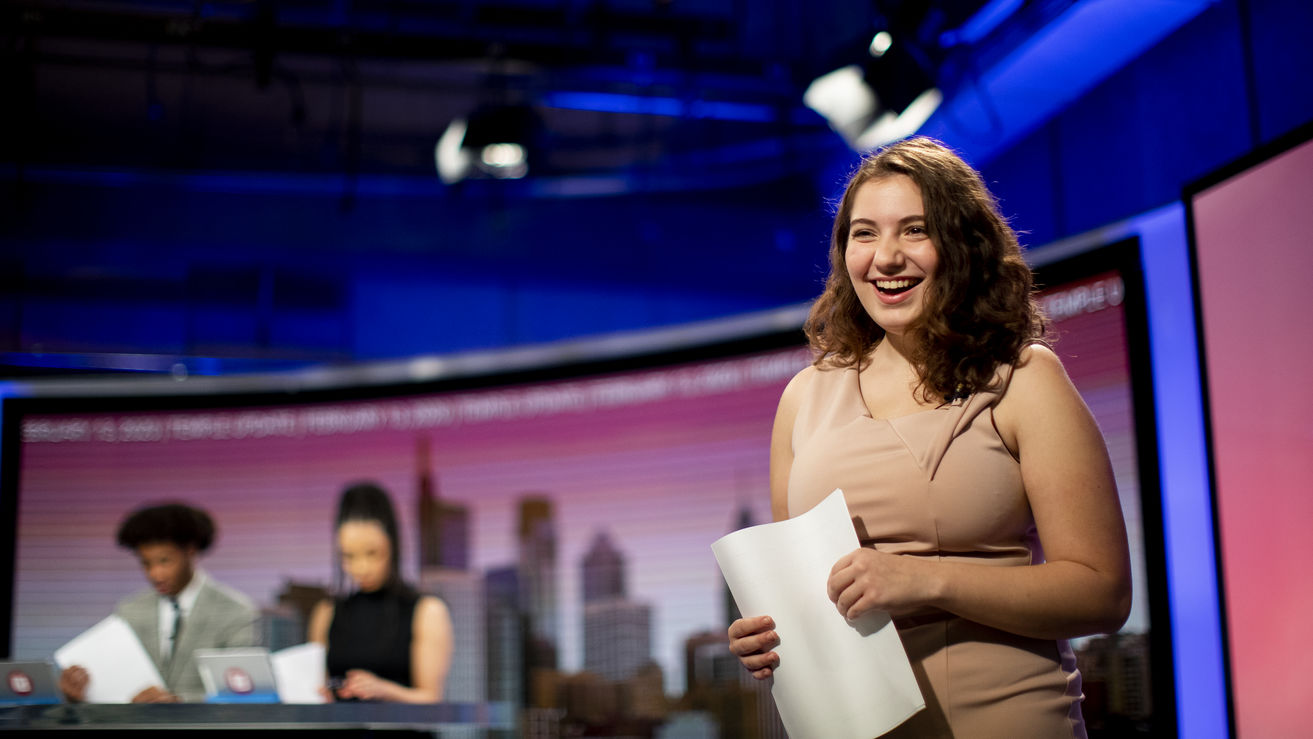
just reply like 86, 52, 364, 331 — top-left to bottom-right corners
1051, 0, 1252, 236
981, 126, 1062, 249
188, 307, 262, 354
1250, 0, 1313, 142
21, 300, 187, 355
1120, 0, 1259, 193
984, 0, 1305, 252
351, 277, 514, 359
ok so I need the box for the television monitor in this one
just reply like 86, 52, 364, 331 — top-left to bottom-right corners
1185, 121, 1313, 739
1, 320, 809, 734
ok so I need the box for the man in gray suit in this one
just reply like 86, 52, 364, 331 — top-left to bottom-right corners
59, 503, 259, 702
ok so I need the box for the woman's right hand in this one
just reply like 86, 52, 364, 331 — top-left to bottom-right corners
727, 615, 780, 679
59, 665, 89, 703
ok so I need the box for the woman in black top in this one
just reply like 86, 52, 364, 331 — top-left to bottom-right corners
309, 482, 453, 702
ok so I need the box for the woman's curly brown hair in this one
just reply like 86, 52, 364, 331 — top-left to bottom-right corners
804, 136, 1047, 401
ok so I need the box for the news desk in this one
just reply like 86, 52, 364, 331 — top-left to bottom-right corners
0, 702, 517, 735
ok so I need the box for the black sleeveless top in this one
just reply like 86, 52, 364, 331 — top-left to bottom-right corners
326, 586, 419, 687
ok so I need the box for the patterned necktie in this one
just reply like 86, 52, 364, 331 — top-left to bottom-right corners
169, 598, 183, 659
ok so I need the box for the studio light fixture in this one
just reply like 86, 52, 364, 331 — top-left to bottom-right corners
804, 22, 943, 151
435, 118, 472, 185
803, 64, 879, 146
435, 104, 537, 184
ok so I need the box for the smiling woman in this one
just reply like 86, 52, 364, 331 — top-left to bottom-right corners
810, 137, 1043, 404
843, 174, 940, 341
727, 137, 1131, 738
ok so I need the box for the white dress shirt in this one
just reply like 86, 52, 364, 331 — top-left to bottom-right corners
157, 569, 207, 660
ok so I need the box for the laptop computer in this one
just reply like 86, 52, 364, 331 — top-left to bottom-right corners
0, 661, 63, 705
193, 648, 280, 704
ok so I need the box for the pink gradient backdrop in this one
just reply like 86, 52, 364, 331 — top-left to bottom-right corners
1193, 136, 1313, 739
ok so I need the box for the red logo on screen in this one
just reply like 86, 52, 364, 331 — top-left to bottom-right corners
224, 667, 254, 694
7, 671, 34, 696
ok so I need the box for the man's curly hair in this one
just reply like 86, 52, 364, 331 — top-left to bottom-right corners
116, 502, 215, 552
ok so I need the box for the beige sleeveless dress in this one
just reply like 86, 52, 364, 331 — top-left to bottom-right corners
788, 363, 1086, 739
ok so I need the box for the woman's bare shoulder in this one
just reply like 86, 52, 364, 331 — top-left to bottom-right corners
413, 596, 453, 635
1017, 342, 1061, 365
996, 343, 1086, 445
786, 364, 819, 389
1008, 344, 1072, 395
307, 599, 335, 643
415, 595, 451, 621
777, 365, 819, 413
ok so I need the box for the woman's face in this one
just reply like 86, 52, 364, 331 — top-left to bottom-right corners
338, 520, 392, 593
844, 174, 940, 338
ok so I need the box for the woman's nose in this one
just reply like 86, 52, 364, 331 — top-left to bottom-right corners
872, 238, 905, 273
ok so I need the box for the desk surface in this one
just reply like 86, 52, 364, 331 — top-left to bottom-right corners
0, 702, 517, 733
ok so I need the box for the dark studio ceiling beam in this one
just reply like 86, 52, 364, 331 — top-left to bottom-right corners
5, 2, 758, 77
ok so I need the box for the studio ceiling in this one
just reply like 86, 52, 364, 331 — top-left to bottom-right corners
5, 1, 1008, 186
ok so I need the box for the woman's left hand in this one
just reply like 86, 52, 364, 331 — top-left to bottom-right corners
335, 669, 393, 701
827, 547, 936, 620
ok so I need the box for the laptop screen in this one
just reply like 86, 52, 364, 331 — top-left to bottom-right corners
0, 662, 62, 705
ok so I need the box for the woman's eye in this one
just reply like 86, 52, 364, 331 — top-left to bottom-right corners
851, 229, 874, 239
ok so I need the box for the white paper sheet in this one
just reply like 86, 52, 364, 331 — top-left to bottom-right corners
270, 642, 329, 704
52, 615, 166, 704
712, 489, 924, 739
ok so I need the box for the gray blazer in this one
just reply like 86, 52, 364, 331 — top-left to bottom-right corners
115, 576, 259, 701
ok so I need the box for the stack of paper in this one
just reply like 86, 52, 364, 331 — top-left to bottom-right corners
53, 615, 165, 703
712, 489, 924, 739
271, 642, 329, 704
